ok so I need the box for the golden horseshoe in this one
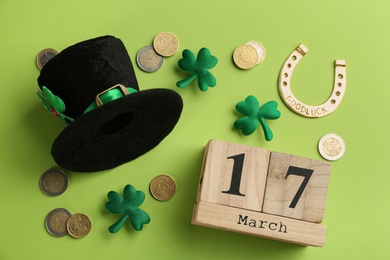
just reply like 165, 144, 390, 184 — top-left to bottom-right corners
278, 44, 346, 118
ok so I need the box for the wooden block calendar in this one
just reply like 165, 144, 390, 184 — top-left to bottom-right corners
192, 140, 331, 247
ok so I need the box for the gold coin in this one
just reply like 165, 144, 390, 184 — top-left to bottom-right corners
66, 213, 92, 238
318, 133, 345, 161
36, 48, 58, 70
153, 32, 179, 57
233, 44, 258, 69
245, 41, 266, 64
150, 174, 176, 201
45, 208, 72, 237
40, 168, 68, 196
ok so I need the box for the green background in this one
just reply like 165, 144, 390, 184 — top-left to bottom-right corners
1, 0, 389, 259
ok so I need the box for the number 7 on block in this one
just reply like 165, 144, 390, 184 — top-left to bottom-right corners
262, 152, 331, 223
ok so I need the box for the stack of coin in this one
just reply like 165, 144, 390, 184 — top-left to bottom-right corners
233, 41, 266, 69
45, 209, 92, 238
36, 48, 58, 70
136, 32, 179, 73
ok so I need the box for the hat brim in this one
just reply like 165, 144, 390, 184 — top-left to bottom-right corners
51, 88, 183, 172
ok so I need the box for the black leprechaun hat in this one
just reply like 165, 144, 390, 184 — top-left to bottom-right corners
37, 36, 183, 172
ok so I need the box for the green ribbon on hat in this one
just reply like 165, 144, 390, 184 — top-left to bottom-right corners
83, 84, 138, 114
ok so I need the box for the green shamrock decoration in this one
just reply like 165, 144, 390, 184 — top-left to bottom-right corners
36, 86, 74, 123
105, 184, 150, 233
234, 95, 281, 141
176, 48, 218, 92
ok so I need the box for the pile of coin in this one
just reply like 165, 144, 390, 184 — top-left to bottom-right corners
149, 174, 177, 201
36, 48, 58, 70
233, 41, 266, 69
136, 32, 179, 73
45, 208, 92, 238
40, 168, 92, 238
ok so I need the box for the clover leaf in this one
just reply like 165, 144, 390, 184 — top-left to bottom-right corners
36, 86, 74, 123
105, 184, 150, 233
234, 95, 260, 135
176, 48, 218, 92
234, 95, 281, 141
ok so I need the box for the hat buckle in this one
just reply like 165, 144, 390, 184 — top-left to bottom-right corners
95, 84, 130, 107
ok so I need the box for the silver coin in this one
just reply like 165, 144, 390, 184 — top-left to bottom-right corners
136, 46, 164, 72
318, 133, 345, 161
36, 48, 58, 70
245, 41, 266, 64
39, 168, 68, 196
45, 208, 72, 237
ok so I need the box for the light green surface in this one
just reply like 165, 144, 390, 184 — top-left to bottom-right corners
1, 0, 389, 259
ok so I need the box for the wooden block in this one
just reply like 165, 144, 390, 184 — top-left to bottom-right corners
192, 201, 326, 247
193, 140, 331, 246
262, 152, 331, 223
197, 140, 270, 212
